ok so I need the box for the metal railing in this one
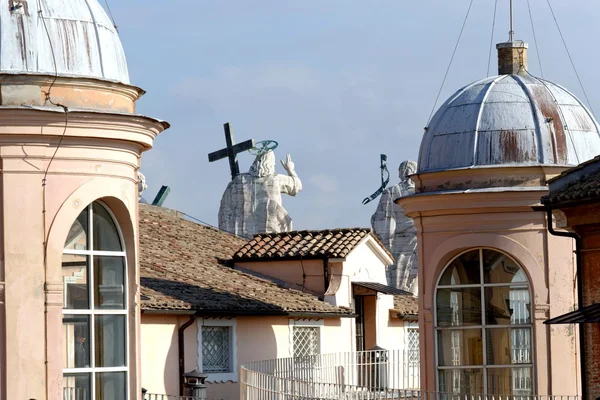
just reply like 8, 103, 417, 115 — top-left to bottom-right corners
241, 349, 420, 399
143, 394, 222, 400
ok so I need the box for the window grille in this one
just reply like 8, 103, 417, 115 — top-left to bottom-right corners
407, 328, 420, 366
202, 326, 231, 373
293, 326, 320, 358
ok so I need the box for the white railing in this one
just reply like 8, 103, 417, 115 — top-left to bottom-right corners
143, 394, 222, 400
241, 349, 419, 399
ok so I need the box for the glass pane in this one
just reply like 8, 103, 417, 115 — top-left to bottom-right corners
63, 373, 90, 400
438, 368, 484, 395
483, 250, 527, 284
485, 286, 531, 325
439, 250, 480, 285
436, 288, 481, 327
96, 372, 126, 400
202, 326, 231, 373
92, 203, 122, 252
63, 315, 90, 369
64, 208, 88, 251
486, 328, 532, 365
487, 367, 533, 396
62, 255, 89, 309
94, 315, 126, 368
94, 256, 125, 309
437, 329, 483, 366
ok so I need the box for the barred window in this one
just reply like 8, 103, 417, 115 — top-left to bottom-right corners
202, 326, 231, 373
293, 326, 320, 358
406, 328, 420, 366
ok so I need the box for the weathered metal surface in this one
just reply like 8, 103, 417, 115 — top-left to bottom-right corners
419, 74, 600, 173
0, 0, 129, 83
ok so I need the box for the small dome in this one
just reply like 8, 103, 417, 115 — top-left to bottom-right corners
0, 0, 129, 84
418, 74, 600, 173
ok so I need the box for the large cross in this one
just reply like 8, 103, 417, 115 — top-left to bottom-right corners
208, 123, 255, 181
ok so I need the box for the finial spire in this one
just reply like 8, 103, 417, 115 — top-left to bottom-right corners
509, 0, 514, 41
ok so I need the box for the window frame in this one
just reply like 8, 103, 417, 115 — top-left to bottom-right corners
197, 318, 238, 382
433, 248, 534, 396
62, 201, 130, 399
288, 319, 324, 358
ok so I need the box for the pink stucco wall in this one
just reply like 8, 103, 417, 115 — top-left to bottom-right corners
401, 187, 581, 396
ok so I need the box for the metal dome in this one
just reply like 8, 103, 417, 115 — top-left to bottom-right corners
418, 74, 600, 173
1, 0, 129, 84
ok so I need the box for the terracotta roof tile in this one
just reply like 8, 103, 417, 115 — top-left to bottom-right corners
393, 295, 419, 317
234, 228, 383, 260
139, 205, 352, 317
543, 155, 600, 207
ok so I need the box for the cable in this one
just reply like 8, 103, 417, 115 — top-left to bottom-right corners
546, 0, 594, 115
426, 0, 475, 126
487, 0, 499, 77
527, 0, 544, 78
42, 107, 70, 184
104, 0, 119, 31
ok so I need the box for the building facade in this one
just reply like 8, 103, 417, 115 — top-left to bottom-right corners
399, 40, 600, 397
0, 1, 168, 398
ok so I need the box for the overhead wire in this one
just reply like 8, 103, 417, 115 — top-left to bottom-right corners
486, 0, 499, 77
527, 0, 544, 78
546, 0, 595, 116
426, 0, 475, 126
104, 0, 119, 31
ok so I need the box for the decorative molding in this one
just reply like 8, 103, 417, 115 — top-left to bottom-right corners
534, 303, 550, 320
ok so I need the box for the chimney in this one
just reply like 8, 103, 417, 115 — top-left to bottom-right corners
496, 41, 528, 75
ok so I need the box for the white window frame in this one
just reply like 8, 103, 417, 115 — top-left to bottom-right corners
62, 201, 130, 399
288, 319, 324, 357
433, 248, 534, 396
197, 318, 238, 382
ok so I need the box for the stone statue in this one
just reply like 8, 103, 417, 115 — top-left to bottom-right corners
218, 150, 302, 238
371, 160, 418, 294
137, 171, 147, 201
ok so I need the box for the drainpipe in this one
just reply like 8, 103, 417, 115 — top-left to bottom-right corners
178, 314, 197, 396
323, 257, 329, 295
544, 206, 586, 400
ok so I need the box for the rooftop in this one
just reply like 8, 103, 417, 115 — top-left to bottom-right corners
233, 228, 390, 261
543, 154, 600, 207
139, 205, 353, 317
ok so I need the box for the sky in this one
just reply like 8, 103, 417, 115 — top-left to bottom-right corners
107, 0, 600, 230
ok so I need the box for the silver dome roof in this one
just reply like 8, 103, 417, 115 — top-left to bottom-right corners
418, 74, 600, 173
0, 0, 129, 84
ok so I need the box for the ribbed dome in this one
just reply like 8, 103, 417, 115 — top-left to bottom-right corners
0, 0, 129, 84
418, 74, 600, 173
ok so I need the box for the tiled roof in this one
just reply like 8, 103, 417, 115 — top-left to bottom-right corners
234, 228, 381, 260
139, 205, 353, 317
544, 155, 600, 207
393, 295, 419, 317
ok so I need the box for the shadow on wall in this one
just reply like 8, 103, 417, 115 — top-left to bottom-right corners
141, 277, 281, 400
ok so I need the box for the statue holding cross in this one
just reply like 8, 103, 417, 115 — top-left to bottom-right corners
208, 122, 303, 238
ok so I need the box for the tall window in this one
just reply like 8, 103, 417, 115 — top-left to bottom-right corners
435, 249, 532, 396
62, 202, 128, 400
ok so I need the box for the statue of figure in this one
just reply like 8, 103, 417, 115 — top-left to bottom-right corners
371, 160, 418, 294
218, 151, 302, 238
137, 171, 147, 201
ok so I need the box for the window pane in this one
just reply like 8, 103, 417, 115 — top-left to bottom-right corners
483, 250, 527, 284
96, 372, 126, 400
64, 209, 88, 251
63, 373, 90, 400
437, 329, 483, 366
92, 203, 122, 251
202, 326, 231, 373
487, 367, 533, 396
439, 250, 480, 285
293, 327, 320, 357
484, 286, 531, 325
438, 368, 483, 395
94, 315, 126, 368
486, 328, 532, 365
62, 255, 89, 310
436, 288, 481, 327
63, 315, 90, 369
94, 256, 125, 309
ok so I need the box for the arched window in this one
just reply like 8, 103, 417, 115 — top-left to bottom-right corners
61, 202, 128, 400
435, 249, 532, 396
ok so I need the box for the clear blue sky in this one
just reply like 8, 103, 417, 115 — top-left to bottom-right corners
110, 0, 600, 229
